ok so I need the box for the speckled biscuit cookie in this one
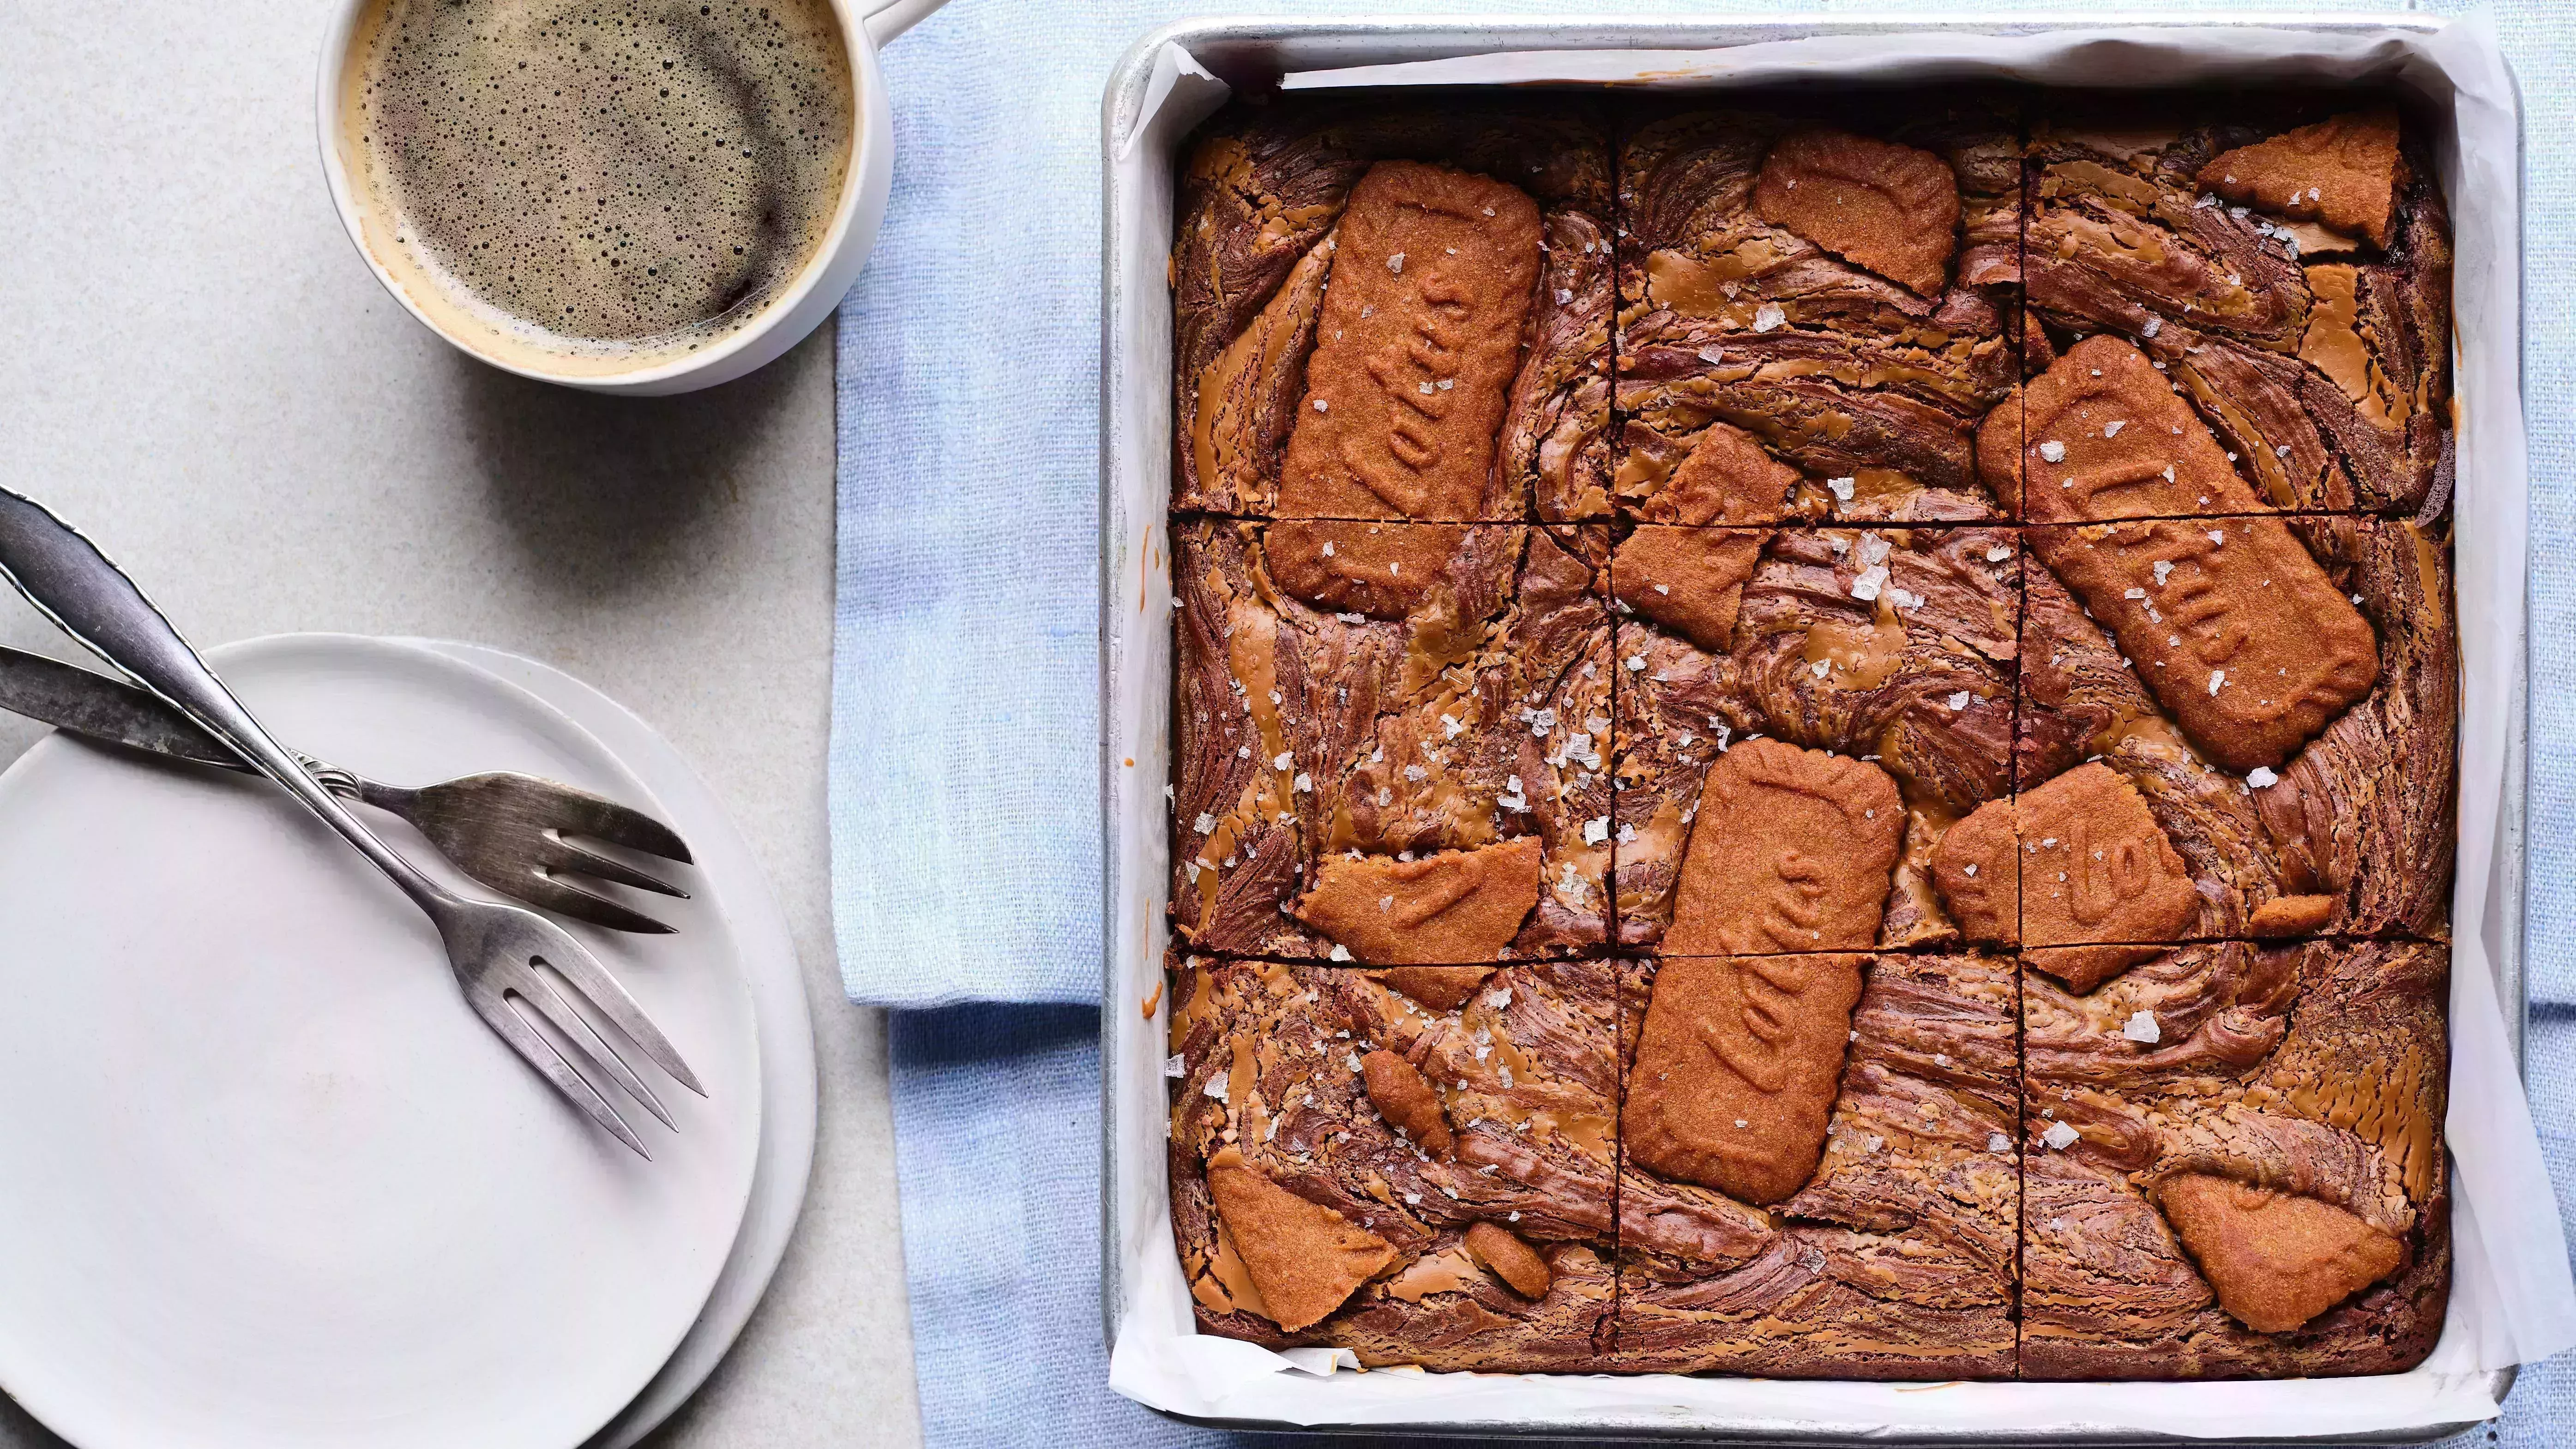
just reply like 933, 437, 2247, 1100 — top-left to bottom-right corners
1170, 519, 1613, 962
1167, 952, 1621, 1366
1615, 95, 2024, 526
1615, 950, 2022, 1377
1612, 525, 2021, 955
2019, 938, 2448, 1377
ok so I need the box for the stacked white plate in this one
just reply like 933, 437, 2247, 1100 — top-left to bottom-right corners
0, 635, 816, 1449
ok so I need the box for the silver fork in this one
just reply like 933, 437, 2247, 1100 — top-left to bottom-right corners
0, 487, 700, 1157
0, 641, 694, 932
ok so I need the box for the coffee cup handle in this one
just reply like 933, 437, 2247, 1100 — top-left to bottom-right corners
857, 0, 946, 47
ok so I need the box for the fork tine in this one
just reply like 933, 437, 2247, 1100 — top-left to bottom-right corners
547, 839, 689, 899
517, 965, 674, 1130
511, 871, 679, 936
490, 776, 692, 863
536, 939, 707, 1098
469, 985, 650, 1159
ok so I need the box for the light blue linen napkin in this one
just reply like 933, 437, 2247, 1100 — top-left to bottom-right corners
832, 1, 2576, 1443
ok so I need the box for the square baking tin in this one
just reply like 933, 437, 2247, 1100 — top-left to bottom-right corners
1100, 15, 2528, 1442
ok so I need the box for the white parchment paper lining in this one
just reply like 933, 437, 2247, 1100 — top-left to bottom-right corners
1101, 15, 2575, 1437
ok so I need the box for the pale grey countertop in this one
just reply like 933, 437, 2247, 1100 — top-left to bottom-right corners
0, 3, 918, 1446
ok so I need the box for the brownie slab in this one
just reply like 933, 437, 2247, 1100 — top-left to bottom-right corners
1615, 951, 2022, 1377
1999, 516, 2452, 976
1173, 98, 1615, 522
1615, 97, 2023, 525
1611, 525, 2022, 954
2020, 938, 2449, 1377
2022, 99, 2451, 516
1167, 953, 1620, 1366
1171, 520, 1613, 961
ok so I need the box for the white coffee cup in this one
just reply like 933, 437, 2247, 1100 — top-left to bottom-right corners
316, 0, 944, 395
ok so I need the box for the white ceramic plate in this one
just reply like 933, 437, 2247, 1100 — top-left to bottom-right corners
403, 640, 818, 1449
0, 636, 761, 1449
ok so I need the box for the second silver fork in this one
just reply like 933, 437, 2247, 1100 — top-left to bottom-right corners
0, 487, 699, 1157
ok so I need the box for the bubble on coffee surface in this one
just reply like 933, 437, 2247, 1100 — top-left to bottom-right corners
349, 0, 852, 368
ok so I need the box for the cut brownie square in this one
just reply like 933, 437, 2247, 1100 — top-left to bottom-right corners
1614, 950, 2021, 1377
1610, 524, 2021, 953
1171, 519, 1613, 962
1614, 95, 2023, 525
2020, 937, 2449, 1378
1982, 515, 2451, 982
1172, 98, 1615, 522
2022, 98, 2451, 516
1166, 952, 1619, 1367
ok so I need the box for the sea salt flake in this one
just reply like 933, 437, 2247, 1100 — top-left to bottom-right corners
1949, 691, 1971, 711
1987, 544, 2013, 562
1697, 345, 1727, 365
2141, 315, 2163, 338
1963, 863, 1978, 878
2104, 420, 2126, 438
2153, 560, 2174, 586
1988, 1133, 2012, 1154
1193, 813, 1216, 835
1583, 816, 1610, 846
1203, 1075, 1229, 1102
1311, 398, 1329, 413
2209, 669, 2228, 696
1616, 823, 1636, 844
1752, 302, 1787, 332
2042, 1122, 2081, 1150
1402, 764, 1427, 782
1553, 289, 1573, 305
2122, 1010, 2162, 1044
1293, 772, 1312, 793
1849, 563, 1889, 602
1328, 944, 1354, 962
2247, 766, 2279, 788
1625, 654, 1646, 672
1273, 752, 1294, 770
1827, 476, 1856, 502
1387, 252, 1405, 275
2038, 440, 2067, 463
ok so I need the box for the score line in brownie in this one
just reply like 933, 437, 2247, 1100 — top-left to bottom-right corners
1161, 87, 2460, 1383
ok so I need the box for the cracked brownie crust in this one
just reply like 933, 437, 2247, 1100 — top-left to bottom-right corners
1163, 87, 2458, 1383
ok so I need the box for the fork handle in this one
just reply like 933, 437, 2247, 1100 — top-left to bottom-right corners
0, 487, 455, 914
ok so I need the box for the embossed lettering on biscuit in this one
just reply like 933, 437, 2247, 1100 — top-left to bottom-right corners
1204, 1145, 1397, 1331
2156, 1172, 2405, 1334
1279, 162, 1542, 519
1295, 838, 1543, 965
1624, 953, 1865, 1204
2197, 109, 2402, 249
2027, 517, 2380, 771
1360, 1049, 1454, 1157
1643, 421, 1802, 525
1463, 1221, 1553, 1299
1667, 739, 1904, 956
2004, 336, 2266, 523
2015, 762, 2200, 959
1752, 128, 1961, 297
1265, 520, 1468, 619
1612, 526, 1768, 653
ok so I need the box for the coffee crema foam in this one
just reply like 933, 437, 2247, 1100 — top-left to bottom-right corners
343, 0, 853, 374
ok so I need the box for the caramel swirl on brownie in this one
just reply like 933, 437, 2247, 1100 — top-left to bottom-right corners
1280, 162, 1542, 519
1625, 953, 1866, 1204
1666, 739, 1904, 956
2025, 518, 2379, 772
